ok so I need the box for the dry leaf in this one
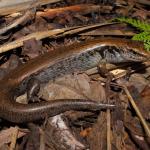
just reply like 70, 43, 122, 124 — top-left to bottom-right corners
39, 74, 106, 102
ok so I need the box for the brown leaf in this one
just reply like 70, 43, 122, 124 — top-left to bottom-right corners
137, 86, 150, 119
22, 38, 43, 59
80, 127, 92, 138
39, 74, 106, 102
132, 9, 150, 20
0, 127, 28, 147
129, 73, 149, 93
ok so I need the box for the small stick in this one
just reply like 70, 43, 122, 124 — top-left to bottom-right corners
39, 128, 45, 150
123, 86, 150, 137
107, 109, 111, 150
105, 72, 113, 150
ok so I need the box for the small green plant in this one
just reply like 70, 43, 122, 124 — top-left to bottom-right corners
116, 17, 150, 51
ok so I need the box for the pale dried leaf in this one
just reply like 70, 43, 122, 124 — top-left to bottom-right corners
39, 74, 106, 102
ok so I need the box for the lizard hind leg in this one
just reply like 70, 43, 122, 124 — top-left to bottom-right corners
27, 78, 41, 103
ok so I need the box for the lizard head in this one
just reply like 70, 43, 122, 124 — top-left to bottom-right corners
119, 39, 150, 62
95, 38, 150, 63
119, 46, 150, 62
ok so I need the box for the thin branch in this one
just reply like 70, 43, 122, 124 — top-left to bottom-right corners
123, 86, 150, 137
107, 109, 111, 150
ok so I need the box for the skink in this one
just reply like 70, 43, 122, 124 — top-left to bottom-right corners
0, 38, 149, 123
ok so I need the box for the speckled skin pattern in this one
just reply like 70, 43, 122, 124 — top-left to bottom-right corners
0, 38, 149, 123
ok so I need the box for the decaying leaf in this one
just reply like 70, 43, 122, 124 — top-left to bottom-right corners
39, 73, 106, 103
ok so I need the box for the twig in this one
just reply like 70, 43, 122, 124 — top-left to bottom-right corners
107, 109, 111, 150
105, 72, 113, 150
61, 22, 116, 36
123, 86, 150, 137
39, 128, 45, 150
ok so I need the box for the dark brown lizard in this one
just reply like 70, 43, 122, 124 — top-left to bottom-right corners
0, 38, 149, 123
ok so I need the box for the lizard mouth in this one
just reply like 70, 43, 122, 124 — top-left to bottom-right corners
121, 49, 149, 62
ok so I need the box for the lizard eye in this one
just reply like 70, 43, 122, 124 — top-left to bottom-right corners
132, 50, 138, 55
